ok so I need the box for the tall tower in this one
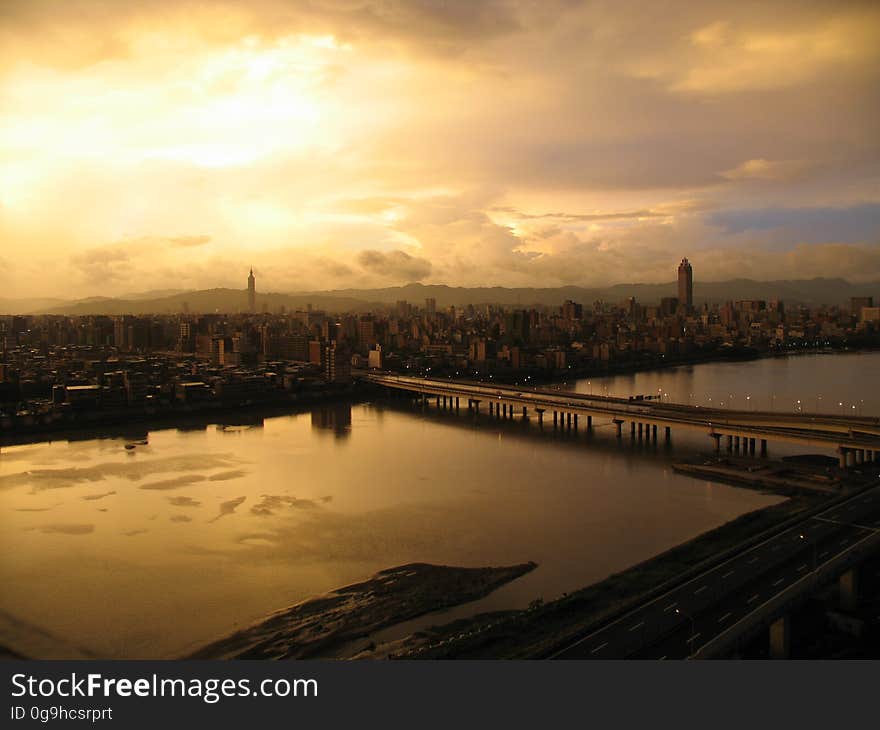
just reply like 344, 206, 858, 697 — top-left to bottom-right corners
247, 267, 256, 313
677, 257, 693, 310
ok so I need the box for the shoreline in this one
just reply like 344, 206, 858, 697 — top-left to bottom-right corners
2, 346, 878, 445
184, 562, 537, 660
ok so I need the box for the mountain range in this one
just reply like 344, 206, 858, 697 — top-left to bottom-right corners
0, 278, 876, 315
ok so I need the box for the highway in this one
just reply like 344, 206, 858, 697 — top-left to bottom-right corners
364, 373, 880, 455
549, 483, 880, 659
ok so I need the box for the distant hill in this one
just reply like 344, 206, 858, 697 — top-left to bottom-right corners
38, 289, 384, 316
305, 279, 879, 309
1, 278, 876, 315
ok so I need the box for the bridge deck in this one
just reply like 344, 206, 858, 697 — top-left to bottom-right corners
364, 373, 880, 452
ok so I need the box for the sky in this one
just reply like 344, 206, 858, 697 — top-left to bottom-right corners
0, 0, 879, 299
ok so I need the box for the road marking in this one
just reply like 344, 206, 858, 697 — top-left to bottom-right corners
718, 612, 732, 623
773, 577, 785, 587
687, 633, 701, 644
663, 602, 678, 613
748, 556, 759, 564
721, 570, 734, 579
659, 655, 667, 661
797, 563, 807, 571
590, 642, 608, 655
819, 551, 829, 558
747, 593, 760, 604
629, 621, 645, 632
694, 585, 708, 595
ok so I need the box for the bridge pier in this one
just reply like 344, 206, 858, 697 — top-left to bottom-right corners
502, 403, 507, 418
553, 411, 558, 429
855, 449, 864, 465
749, 438, 756, 456
573, 414, 578, 430
711, 433, 722, 452
456, 397, 460, 413
840, 568, 859, 612
637, 422, 643, 440
536, 408, 545, 426
838, 447, 848, 469
587, 415, 592, 431
665, 426, 671, 443
769, 614, 791, 659
630, 422, 636, 439
760, 439, 767, 457
566, 413, 572, 430
726, 435, 733, 452
614, 419, 623, 438
652, 424, 657, 442
734, 436, 740, 452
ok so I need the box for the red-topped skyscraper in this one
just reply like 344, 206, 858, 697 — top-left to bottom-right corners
677, 257, 693, 311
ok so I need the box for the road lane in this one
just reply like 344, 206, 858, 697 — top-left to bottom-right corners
550, 484, 880, 659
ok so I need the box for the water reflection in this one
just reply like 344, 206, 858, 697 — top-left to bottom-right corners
311, 403, 352, 439
3, 353, 873, 659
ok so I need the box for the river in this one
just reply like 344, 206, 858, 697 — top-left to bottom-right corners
1, 351, 876, 658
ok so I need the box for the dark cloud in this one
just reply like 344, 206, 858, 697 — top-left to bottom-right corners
357, 249, 432, 281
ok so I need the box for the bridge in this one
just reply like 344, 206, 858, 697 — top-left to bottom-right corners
363, 373, 880, 467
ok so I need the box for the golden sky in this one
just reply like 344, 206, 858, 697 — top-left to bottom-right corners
1, 0, 879, 298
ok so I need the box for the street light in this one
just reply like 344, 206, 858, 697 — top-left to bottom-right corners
799, 533, 818, 573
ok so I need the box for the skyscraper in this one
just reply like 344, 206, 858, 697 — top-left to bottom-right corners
677, 258, 693, 310
247, 268, 256, 313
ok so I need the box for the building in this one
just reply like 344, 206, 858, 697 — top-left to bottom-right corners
425, 297, 436, 316
851, 296, 874, 317
677, 258, 693, 310
322, 341, 351, 383
247, 268, 256, 313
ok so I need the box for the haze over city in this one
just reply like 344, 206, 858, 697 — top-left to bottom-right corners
1, 0, 879, 300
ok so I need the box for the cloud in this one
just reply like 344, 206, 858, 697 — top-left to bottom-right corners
633, 8, 880, 94
168, 235, 211, 248
356, 249, 432, 281
1, 1, 878, 298
720, 159, 813, 181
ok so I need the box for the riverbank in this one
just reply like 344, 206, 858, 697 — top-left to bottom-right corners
0, 385, 375, 447
386, 496, 824, 658
185, 562, 536, 660
404, 343, 880, 387
672, 456, 845, 495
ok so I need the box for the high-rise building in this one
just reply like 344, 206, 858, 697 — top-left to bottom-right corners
247, 268, 256, 313
425, 297, 436, 316
322, 341, 351, 383
677, 258, 693, 310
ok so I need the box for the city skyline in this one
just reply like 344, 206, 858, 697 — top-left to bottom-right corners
1, 0, 879, 300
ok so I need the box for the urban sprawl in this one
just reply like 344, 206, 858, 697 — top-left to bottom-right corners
1, 260, 878, 433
